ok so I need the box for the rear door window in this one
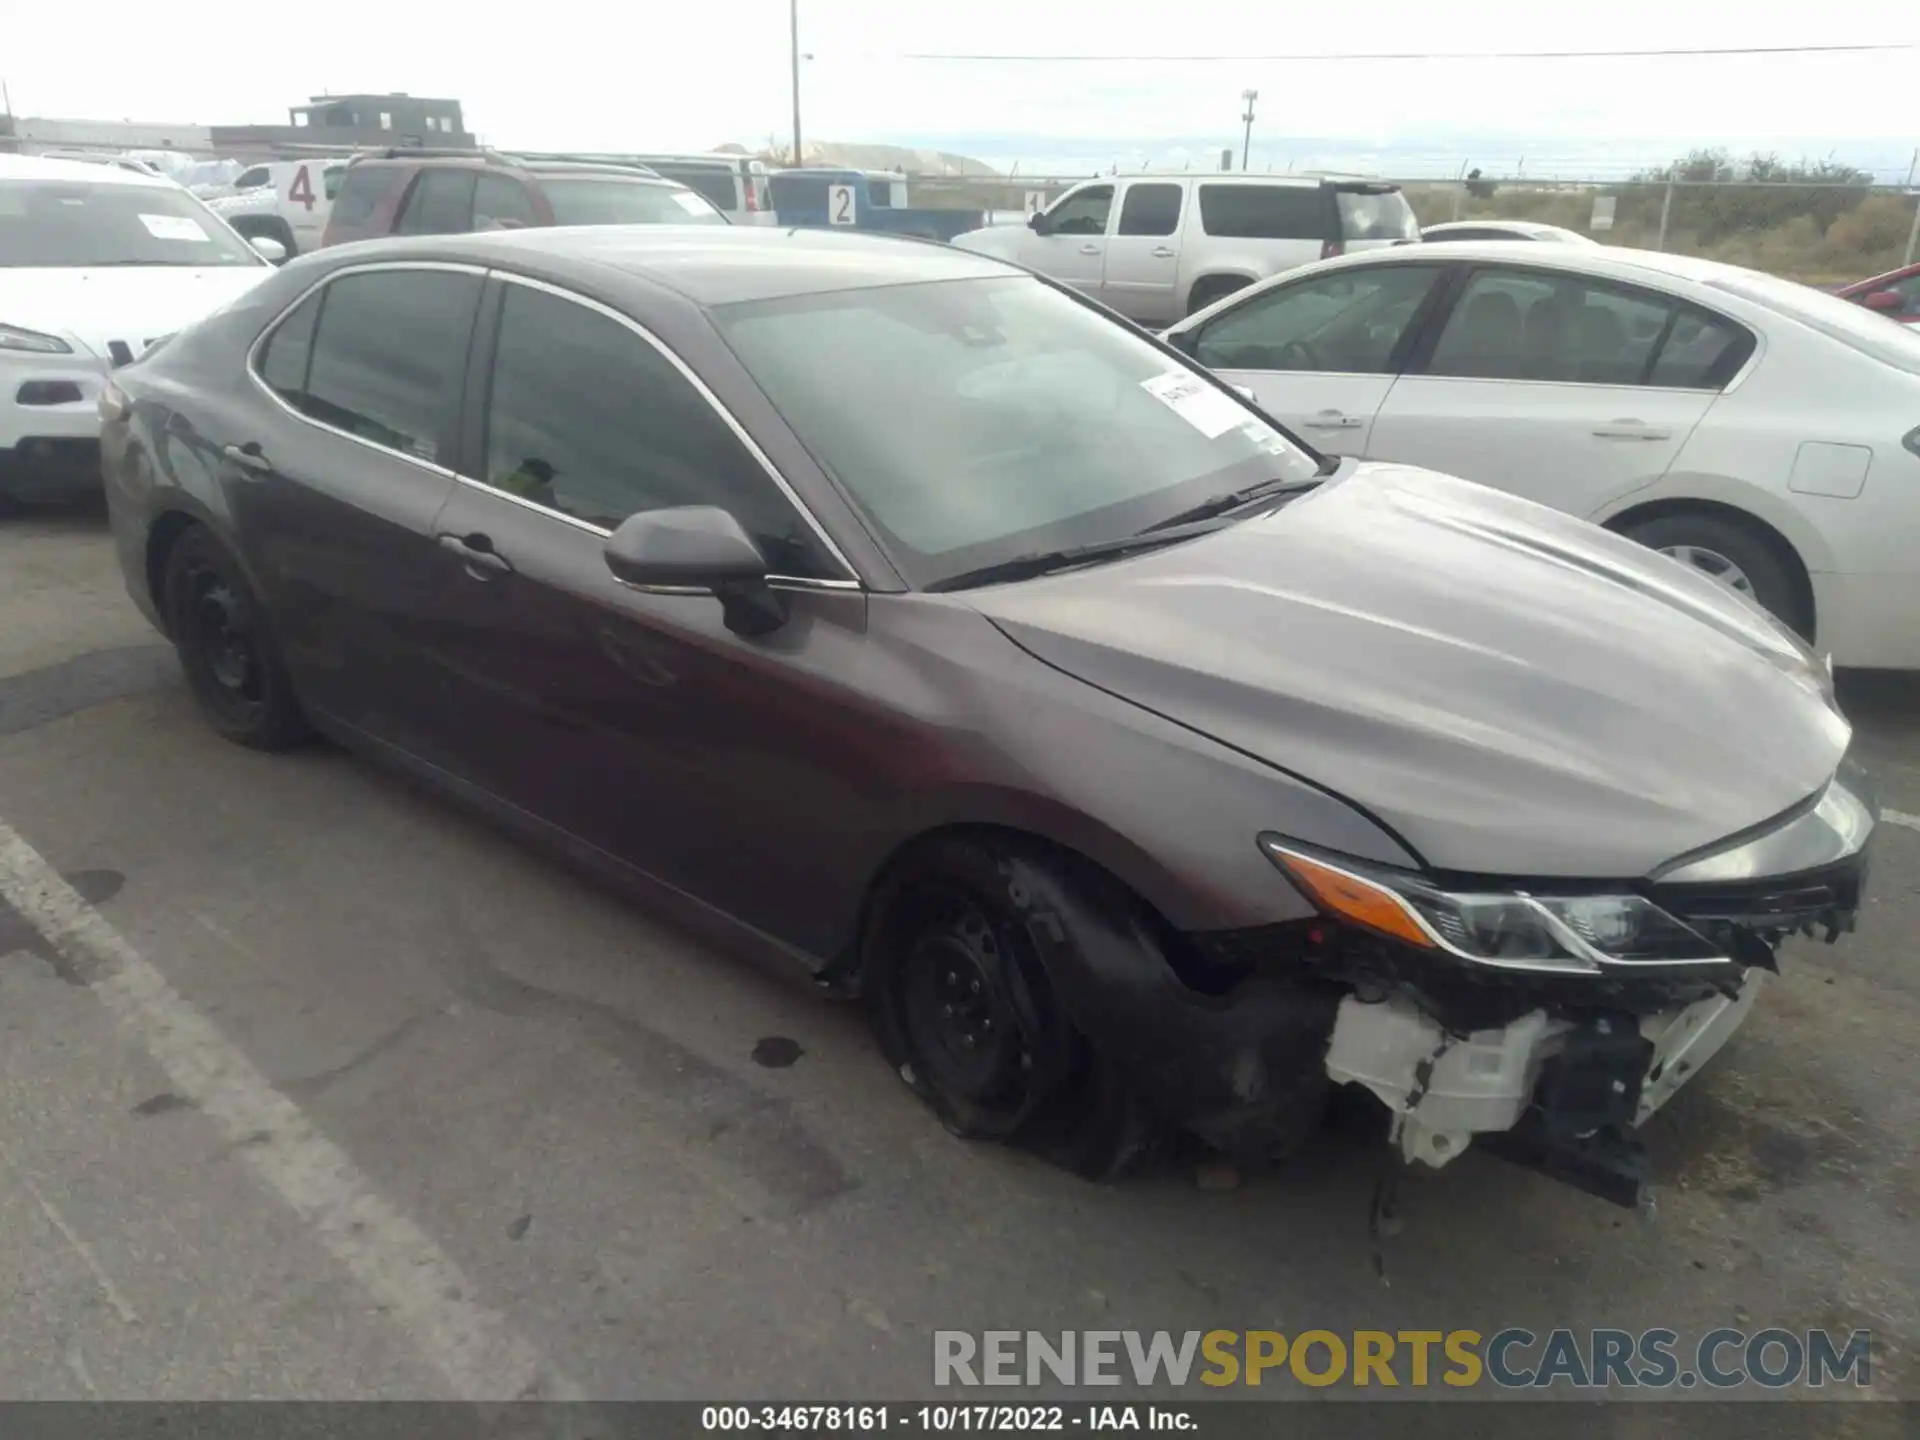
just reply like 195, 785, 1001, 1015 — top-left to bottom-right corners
395, 169, 477, 236
292, 269, 482, 463
1117, 183, 1183, 237
1197, 184, 1325, 240
473, 174, 540, 231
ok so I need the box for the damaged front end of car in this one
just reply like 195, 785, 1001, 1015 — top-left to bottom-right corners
1248, 764, 1876, 1208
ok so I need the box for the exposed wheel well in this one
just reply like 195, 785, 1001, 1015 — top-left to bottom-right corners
1604, 497, 1815, 638
843, 822, 1214, 993
144, 511, 202, 631
1185, 273, 1254, 316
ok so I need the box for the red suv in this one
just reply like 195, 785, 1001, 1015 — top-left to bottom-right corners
320, 150, 727, 248
1836, 261, 1920, 325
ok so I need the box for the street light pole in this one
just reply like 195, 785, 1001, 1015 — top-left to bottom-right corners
789, 0, 804, 167
1240, 89, 1258, 171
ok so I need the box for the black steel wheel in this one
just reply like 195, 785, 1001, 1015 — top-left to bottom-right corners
163, 525, 312, 750
864, 835, 1165, 1179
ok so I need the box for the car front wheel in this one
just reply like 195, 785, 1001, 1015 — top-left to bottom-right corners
163, 525, 313, 750
862, 835, 1166, 1180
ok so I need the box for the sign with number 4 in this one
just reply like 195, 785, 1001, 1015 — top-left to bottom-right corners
827, 184, 856, 226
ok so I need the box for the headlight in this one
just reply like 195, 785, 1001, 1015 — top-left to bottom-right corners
1260, 839, 1726, 975
0, 323, 74, 355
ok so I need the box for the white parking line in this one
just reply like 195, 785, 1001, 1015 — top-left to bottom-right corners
0, 816, 583, 1402
1887, 809, 1920, 832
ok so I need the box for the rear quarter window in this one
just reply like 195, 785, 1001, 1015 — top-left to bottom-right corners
1197, 184, 1326, 240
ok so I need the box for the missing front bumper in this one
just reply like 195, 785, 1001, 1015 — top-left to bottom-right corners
1324, 973, 1765, 1206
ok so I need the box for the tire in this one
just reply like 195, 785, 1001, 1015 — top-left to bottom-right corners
1619, 511, 1810, 639
162, 525, 313, 750
1185, 275, 1251, 318
862, 835, 1167, 1180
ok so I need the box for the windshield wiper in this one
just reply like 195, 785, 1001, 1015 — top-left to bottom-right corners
1142, 474, 1325, 533
927, 523, 1222, 593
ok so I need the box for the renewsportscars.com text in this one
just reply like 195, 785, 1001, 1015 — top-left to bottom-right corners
933, 1328, 1873, 1390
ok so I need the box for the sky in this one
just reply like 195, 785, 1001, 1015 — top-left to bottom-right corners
4, 1, 1917, 176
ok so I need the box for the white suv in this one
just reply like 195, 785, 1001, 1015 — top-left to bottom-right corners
951, 173, 1418, 327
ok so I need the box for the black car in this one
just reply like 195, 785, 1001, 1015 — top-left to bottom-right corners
98, 228, 1874, 1204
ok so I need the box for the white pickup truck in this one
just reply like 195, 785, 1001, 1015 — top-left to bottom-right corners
202, 159, 351, 259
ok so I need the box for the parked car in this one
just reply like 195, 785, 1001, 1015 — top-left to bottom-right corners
319, 150, 726, 248
0, 154, 276, 509
504, 150, 773, 225
98, 227, 1873, 1206
1836, 261, 1920, 324
1163, 240, 1920, 667
951, 173, 1419, 326
204, 159, 353, 259
1420, 219, 1599, 244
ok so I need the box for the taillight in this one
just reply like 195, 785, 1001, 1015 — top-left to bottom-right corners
1321, 239, 1344, 260
744, 183, 759, 213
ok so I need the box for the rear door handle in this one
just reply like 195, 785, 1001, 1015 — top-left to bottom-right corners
1592, 420, 1672, 441
1301, 410, 1363, 431
221, 441, 272, 473
1150, 246, 1176, 258
437, 532, 511, 579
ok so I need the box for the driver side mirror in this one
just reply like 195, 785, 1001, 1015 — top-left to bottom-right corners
1027, 210, 1053, 235
1860, 289, 1904, 313
603, 506, 788, 636
249, 235, 289, 265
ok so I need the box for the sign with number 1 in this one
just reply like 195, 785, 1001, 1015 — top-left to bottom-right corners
827, 184, 856, 226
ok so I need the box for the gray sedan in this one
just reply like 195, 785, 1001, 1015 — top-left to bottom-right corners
98, 226, 1875, 1206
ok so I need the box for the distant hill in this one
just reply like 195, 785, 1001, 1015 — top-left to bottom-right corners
721, 139, 999, 177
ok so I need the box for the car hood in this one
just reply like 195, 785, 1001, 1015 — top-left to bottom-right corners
964, 463, 1851, 879
0, 266, 269, 363
949, 224, 1025, 255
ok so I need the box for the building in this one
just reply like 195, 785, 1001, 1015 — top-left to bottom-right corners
210, 94, 473, 154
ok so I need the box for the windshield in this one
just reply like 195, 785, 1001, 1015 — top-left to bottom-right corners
1708, 268, 1920, 374
716, 276, 1320, 587
542, 179, 727, 227
1336, 189, 1420, 242
0, 179, 261, 268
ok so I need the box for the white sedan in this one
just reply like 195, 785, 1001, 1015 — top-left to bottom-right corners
1163, 241, 1920, 668
1421, 219, 1600, 244
1, 154, 278, 507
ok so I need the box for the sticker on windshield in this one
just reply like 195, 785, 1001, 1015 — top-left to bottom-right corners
1141, 372, 1247, 439
139, 213, 212, 242
671, 191, 712, 216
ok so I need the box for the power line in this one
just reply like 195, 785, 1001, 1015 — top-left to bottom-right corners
896, 42, 1913, 63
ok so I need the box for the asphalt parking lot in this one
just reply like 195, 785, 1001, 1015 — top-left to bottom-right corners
0, 504, 1916, 1407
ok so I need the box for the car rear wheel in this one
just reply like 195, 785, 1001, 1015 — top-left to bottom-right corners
863, 835, 1165, 1180
1619, 512, 1810, 639
163, 526, 313, 750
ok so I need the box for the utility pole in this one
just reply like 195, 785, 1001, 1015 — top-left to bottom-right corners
1239, 89, 1258, 171
789, 0, 804, 168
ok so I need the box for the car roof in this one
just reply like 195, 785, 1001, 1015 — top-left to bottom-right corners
1082, 172, 1381, 187
1310, 237, 1762, 289
340, 226, 1015, 306
0, 153, 178, 188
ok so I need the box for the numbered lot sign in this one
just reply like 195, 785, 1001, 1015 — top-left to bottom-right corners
828, 184, 857, 226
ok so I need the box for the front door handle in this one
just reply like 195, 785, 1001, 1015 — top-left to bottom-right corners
1301, 410, 1363, 431
1150, 246, 1176, 258
1592, 420, 1672, 441
437, 532, 511, 579
1079, 243, 1102, 255
221, 441, 272, 473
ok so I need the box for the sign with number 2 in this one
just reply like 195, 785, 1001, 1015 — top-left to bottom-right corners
827, 184, 856, 226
